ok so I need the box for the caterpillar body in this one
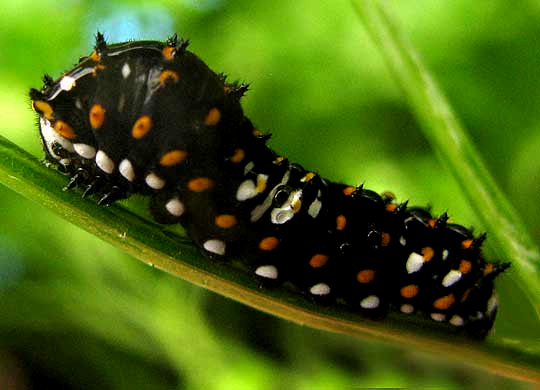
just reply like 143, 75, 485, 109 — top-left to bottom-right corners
29, 34, 508, 337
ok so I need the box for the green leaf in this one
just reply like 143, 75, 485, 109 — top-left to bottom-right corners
0, 133, 539, 384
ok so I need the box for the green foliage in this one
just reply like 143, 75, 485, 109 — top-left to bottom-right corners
0, 0, 539, 388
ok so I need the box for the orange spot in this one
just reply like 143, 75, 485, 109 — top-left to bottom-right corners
386, 203, 397, 213
381, 232, 391, 247
422, 246, 434, 262
383, 191, 396, 200
256, 175, 267, 193
461, 239, 473, 249
230, 148, 245, 163
215, 214, 238, 229
336, 215, 346, 231
273, 156, 285, 164
53, 120, 75, 139
90, 50, 100, 62
188, 177, 214, 192
89, 104, 106, 129
224, 85, 231, 93
356, 269, 375, 283
433, 294, 455, 310
301, 172, 316, 182
252, 129, 263, 137
159, 70, 179, 86
32, 100, 54, 120
400, 284, 419, 299
132, 115, 152, 139
292, 198, 302, 213
343, 186, 356, 196
428, 218, 437, 228
160, 150, 188, 166
484, 263, 494, 276
92, 64, 106, 76
461, 288, 472, 303
162, 46, 175, 60
259, 236, 280, 251
309, 254, 329, 268
459, 260, 472, 274
204, 108, 221, 126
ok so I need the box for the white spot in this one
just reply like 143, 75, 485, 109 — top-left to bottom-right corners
121, 63, 131, 79
308, 190, 322, 218
145, 173, 165, 189
255, 265, 278, 280
400, 304, 414, 314
244, 161, 255, 175
165, 198, 185, 217
309, 283, 331, 296
360, 295, 380, 309
442, 249, 449, 260
236, 180, 257, 201
399, 236, 407, 246
487, 292, 498, 316
59, 158, 71, 167
449, 315, 465, 326
203, 239, 226, 255
270, 189, 302, 224
430, 313, 446, 322
442, 270, 462, 287
59, 75, 76, 91
250, 169, 291, 222
73, 143, 96, 159
39, 117, 74, 160
117, 94, 126, 112
75, 98, 83, 110
119, 159, 135, 182
406, 252, 424, 274
95, 150, 115, 174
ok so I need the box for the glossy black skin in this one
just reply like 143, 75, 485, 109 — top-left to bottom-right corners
29, 34, 508, 338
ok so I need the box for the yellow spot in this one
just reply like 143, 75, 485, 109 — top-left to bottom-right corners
433, 294, 455, 310
400, 284, 419, 298
215, 214, 238, 229
292, 198, 302, 213
461, 239, 473, 249
89, 104, 106, 129
230, 148, 245, 163
256, 175, 267, 193
252, 129, 263, 137
428, 218, 437, 228
381, 232, 391, 247
336, 215, 346, 231
386, 203, 397, 213
132, 115, 152, 139
162, 46, 175, 60
54, 120, 75, 139
301, 172, 316, 182
422, 246, 434, 262
159, 70, 179, 87
356, 269, 375, 283
92, 64, 106, 76
483, 263, 494, 276
33, 100, 54, 120
224, 85, 231, 93
273, 156, 285, 164
343, 186, 356, 196
188, 177, 214, 192
259, 236, 280, 251
309, 254, 329, 268
204, 108, 221, 126
459, 260, 472, 274
90, 50, 100, 62
160, 150, 188, 166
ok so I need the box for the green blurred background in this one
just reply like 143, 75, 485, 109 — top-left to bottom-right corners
1, 0, 539, 388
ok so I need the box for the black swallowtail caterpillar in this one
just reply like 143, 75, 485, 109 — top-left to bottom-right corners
29, 34, 508, 338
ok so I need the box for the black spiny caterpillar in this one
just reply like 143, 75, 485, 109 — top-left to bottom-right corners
29, 34, 509, 338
